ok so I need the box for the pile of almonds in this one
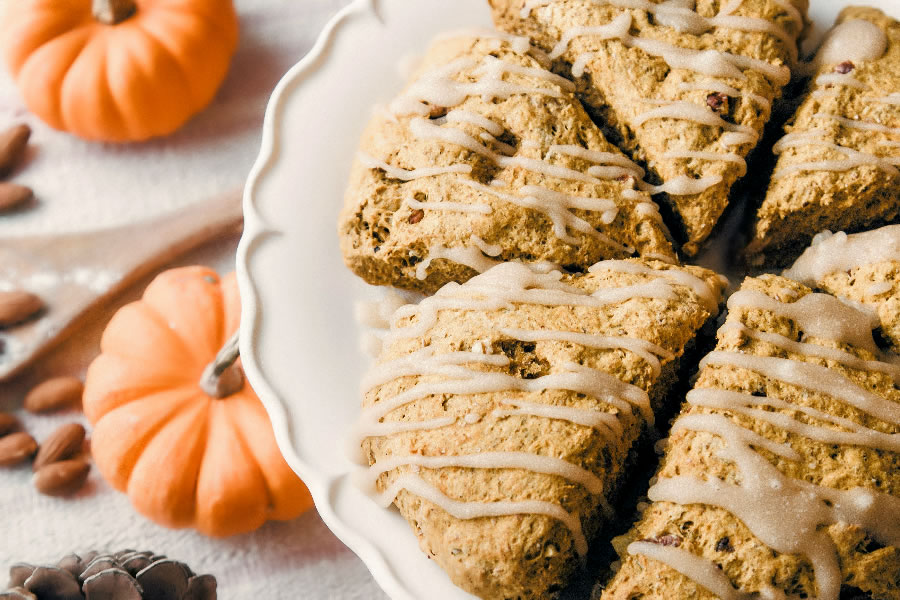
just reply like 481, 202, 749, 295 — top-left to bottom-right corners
0, 376, 91, 497
0, 123, 44, 329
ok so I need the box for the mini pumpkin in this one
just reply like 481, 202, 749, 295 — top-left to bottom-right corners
0, 0, 239, 142
83, 266, 313, 537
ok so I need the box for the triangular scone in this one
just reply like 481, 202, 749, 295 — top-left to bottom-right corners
490, 0, 806, 255
339, 33, 676, 294
602, 274, 900, 600
747, 8, 900, 265
351, 260, 725, 599
786, 225, 900, 352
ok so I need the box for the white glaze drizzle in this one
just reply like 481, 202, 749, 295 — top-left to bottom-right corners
354, 261, 716, 550
677, 80, 771, 111
445, 108, 505, 136
814, 19, 888, 67
458, 178, 630, 250
785, 227, 900, 285
628, 541, 753, 600
813, 73, 866, 89
415, 245, 502, 280
375, 474, 589, 555
650, 409, 900, 600
772, 133, 900, 179
531, 0, 799, 61
725, 289, 880, 354
500, 326, 673, 377
687, 388, 900, 453
358, 152, 472, 180
718, 321, 900, 383
811, 113, 900, 135
590, 259, 720, 312
404, 194, 492, 215
700, 350, 900, 424
358, 451, 605, 496
390, 56, 574, 117
660, 149, 747, 175
632, 101, 758, 143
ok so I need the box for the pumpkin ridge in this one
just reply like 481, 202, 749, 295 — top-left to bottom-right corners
194, 399, 268, 536
17, 27, 95, 130
222, 394, 278, 514
142, 267, 228, 363
1, 4, 92, 73
93, 389, 206, 491
61, 31, 129, 140
126, 394, 211, 528
106, 300, 206, 376
133, 13, 214, 108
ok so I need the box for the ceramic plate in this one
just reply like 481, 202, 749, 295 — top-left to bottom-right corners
235, 1, 898, 599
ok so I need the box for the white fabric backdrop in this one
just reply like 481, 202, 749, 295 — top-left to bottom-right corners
0, 1, 388, 598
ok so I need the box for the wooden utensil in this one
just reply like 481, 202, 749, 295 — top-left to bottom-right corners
0, 189, 244, 381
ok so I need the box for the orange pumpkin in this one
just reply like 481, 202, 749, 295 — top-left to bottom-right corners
84, 266, 313, 537
0, 0, 239, 142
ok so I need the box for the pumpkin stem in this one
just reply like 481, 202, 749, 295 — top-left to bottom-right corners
200, 332, 244, 399
93, 0, 137, 25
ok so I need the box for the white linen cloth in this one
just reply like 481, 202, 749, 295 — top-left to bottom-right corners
0, 1, 388, 597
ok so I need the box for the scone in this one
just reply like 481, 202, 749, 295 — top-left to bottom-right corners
601, 272, 900, 600
786, 224, 900, 352
747, 7, 900, 266
350, 259, 725, 599
339, 33, 676, 294
490, 0, 806, 255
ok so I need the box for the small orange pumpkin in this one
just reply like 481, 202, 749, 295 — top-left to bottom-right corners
0, 0, 239, 142
84, 266, 313, 537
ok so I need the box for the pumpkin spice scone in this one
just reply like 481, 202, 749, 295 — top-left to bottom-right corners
490, 0, 807, 255
786, 224, 900, 353
600, 272, 900, 600
349, 259, 726, 599
339, 33, 676, 294
747, 7, 900, 266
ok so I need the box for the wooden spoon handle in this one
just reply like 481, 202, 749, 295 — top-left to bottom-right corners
0, 189, 244, 381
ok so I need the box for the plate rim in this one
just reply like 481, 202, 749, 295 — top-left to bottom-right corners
235, 2, 421, 599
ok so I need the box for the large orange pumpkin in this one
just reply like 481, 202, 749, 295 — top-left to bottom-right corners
84, 266, 313, 536
0, 0, 239, 142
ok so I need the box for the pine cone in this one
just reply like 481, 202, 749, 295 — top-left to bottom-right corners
2, 550, 216, 600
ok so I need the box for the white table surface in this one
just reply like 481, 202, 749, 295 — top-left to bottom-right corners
0, 1, 388, 598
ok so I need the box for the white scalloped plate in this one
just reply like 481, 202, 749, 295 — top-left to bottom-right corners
235, 1, 898, 599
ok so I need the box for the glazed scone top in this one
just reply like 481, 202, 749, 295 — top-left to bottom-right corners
747, 7, 900, 263
491, 0, 807, 253
339, 32, 676, 294
786, 225, 900, 353
605, 273, 900, 600
771, 7, 898, 183
351, 261, 724, 554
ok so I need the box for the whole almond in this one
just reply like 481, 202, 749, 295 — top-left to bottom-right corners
0, 290, 43, 327
0, 412, 19, 436
0, 182, 33, 213
0, 123, 31, 178
0, 432, 38, 466
24, 376, 83, 414
33, 423, 86, 471
33, 458, 90, 497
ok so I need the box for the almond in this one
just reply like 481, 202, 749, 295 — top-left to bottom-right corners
0, 182, 33, 213
0, 412, 19, 436
33, 458, 90, 497
0, 123, 30, 178
0, 432, 38, 466
0, 290, 43, 327
33, 423, 86, 471
24, 376, 83, 414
